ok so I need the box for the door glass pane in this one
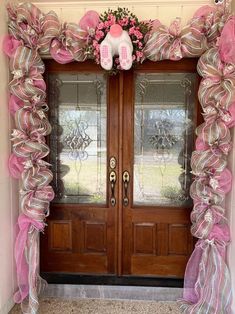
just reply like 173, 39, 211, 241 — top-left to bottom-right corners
49, 73, 107, 204
134, 73, 196, 207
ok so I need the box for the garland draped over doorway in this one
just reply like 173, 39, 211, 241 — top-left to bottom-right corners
3, 0, 235, 313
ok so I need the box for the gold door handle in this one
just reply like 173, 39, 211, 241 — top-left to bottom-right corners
123, 171, 130, 206
109, 171, 117, 206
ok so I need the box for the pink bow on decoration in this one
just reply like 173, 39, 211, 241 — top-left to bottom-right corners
14, 214, 44, 304
190, 167, 232, 208
193, 5, 216, 18
196, 118, 230, 146
191, 204, 226, 239
39, 11, 61, 55
219, 16, 235, 64
79, 10, 100, 37
20, 186, 54, 221
15, 107, 51, 135
10, 46, 45, 77
182, 234, 231, 312
50, 23, 87, 64
50, 38, 74, 64
143, 17, 206, 61
197, 48, 235, 109
11, 128, 49, 159
22, 164, 53, 191
190, 179, 223, 205
200, 103, 235, 128
7, 2, 44, 49
189, 3, 231, 48
195, 133, 232, 155
143, 18, 184, 61
191, 149, 227, 176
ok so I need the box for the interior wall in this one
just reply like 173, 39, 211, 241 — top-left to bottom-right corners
30, 0, 211, 25
227, 0, 235, 309
0, 2, 19, 314
225, 3, 235, 314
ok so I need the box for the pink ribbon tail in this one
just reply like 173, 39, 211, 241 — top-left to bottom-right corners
14, 214, 44, 304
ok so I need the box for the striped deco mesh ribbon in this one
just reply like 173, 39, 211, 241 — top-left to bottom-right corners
3, 1, 235, 313
180, 25, 235, 314
143, 2, 231, 61
8, 45, 55, 313
6, 2, 87, 63
3, 2, 90, 312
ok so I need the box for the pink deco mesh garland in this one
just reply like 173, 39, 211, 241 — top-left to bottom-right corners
3, 1, 235, 313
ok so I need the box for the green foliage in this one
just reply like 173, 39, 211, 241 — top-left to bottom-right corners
160, 185, 185, 202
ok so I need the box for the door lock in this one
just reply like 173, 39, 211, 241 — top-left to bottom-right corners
123, 171, 130, 206
109, 171, 117, 206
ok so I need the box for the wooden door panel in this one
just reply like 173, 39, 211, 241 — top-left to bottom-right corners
132, 222, 192, 257
131, 256, 190, 277
122, 60, 199, 278
41, 205, 112, 273
41, 61, 119, 275
49, 220, 72, 251
122, 208, 193, 276
41, 59, 199, 281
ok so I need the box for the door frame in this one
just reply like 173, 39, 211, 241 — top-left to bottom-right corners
40, 58, 201, 285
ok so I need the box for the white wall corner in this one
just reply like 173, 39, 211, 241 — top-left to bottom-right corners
226, 126, 235, 314
0, 1, 18, 314
0, 298, 14, 314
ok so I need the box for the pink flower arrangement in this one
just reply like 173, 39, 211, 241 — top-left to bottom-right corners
85, 7, 152, 72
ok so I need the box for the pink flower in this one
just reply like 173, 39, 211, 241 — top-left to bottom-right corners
130, 19, 136, 26
95, 30, 104, 41
122, 17, 129, 26
134, 30, 143, 39
118, 19, 124, 27
93, 40, 98, 47
108, 14, 116, 23
104, 21, 110, 28
136, 50, 143, 61
98, 22, 104, 29
129, 27, 135, 35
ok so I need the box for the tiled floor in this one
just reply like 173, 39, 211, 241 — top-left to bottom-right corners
10, 298, 182, 313
42, 285, 182, 301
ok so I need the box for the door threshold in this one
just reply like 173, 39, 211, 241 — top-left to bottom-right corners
41, 283, 182, 302
41, 273, 183, 287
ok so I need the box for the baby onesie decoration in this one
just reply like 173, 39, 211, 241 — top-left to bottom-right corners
3, 0, 235, 313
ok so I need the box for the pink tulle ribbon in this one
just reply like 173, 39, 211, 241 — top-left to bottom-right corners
79, 10, 100, 37
2, 35, 22, 57
8, 95, 24, 116
50, 39, 74, 64
219, 16, 235, 64
8, 154, 26, 179
14, 214, 44, 304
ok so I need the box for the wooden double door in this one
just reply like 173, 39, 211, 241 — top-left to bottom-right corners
41, 59, 200, 282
